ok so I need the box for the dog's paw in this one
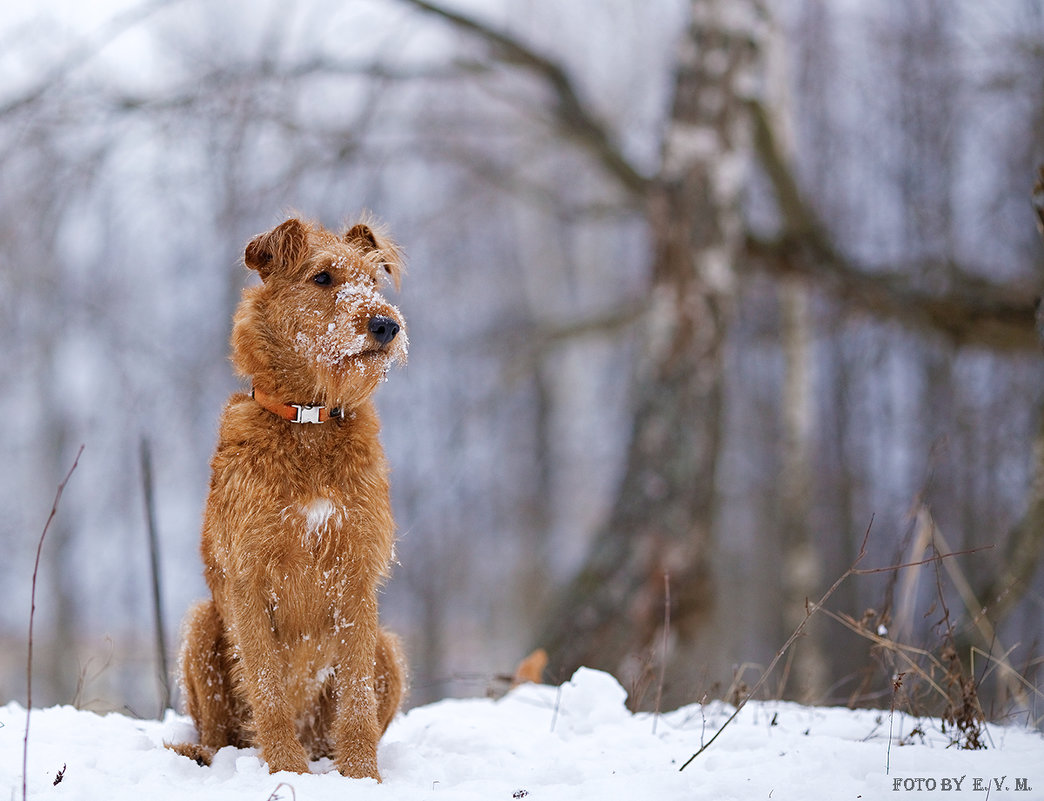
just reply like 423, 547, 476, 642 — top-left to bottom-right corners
337, 762, 381, 782
335, 747, 381, 782
165, 741, 215, 767
261, 741, 310, 775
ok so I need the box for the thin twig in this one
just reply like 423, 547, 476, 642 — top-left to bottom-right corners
681, 518, 980, 768
818, 608, 948, 699
550, 683, 564, 733
265, 782, 297, 801
887, 671, 906, 774
930, 521, 1026, 710
970, 646, 1044, 707
679, 518, 992, 771
653, 572, 670, 735
679, 518, 875, 771
23, 445, 84, 801
849, 544, 992, 576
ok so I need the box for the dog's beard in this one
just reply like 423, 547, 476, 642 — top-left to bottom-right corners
308, 344, 405, 410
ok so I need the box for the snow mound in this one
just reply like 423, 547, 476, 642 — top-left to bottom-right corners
2, 668, 1041, 800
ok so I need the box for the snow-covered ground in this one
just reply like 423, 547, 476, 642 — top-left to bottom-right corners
3, 668, 1042, 800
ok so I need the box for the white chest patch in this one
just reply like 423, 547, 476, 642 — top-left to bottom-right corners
300, 497, 342, 539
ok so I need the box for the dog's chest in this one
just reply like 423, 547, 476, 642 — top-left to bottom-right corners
292, 496, 345, 543
209, 402, 395, 602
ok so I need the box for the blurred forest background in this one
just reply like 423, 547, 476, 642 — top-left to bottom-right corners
1, 0, 1043, 722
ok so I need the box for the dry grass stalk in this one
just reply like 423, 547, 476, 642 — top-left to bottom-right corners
679, 517, 992, 770
23, 445, 83, 801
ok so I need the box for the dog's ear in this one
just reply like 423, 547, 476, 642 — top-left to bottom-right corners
244, 218, 308, 280
345, 222, 403, 291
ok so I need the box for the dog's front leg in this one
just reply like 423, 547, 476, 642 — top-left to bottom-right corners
332, 594, 382, 781
227, 589, 310, 775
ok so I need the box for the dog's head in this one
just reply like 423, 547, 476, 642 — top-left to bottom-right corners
232, 216, 407, 411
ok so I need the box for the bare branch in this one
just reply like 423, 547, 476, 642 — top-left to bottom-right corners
748, 101, 1040, 352
492, 300, 647, 389
679, 517, 875, 771
678, 518, 994, 769
0, 0, 183, 118
747, 234, 1039, 352
395, 0, 650, 198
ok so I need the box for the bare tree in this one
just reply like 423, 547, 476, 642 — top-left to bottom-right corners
392, 0, 1043, 707
2, 0, 1041, 714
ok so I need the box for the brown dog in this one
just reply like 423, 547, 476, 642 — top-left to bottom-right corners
171, 216, 408, 781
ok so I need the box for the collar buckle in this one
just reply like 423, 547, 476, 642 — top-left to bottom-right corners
293, 404, 323, 424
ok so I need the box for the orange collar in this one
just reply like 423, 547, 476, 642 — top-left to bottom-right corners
252, 387, 343, 424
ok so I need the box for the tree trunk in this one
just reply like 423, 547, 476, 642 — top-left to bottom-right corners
778, 278, 828, 703
977, 170, 1044, 622
537, 0, 764, 704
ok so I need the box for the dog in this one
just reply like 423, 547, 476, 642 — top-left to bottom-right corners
170, 216, 408, 781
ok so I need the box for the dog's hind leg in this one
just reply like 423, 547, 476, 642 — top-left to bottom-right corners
374, 627, 406, 735
171, 599, 246, 764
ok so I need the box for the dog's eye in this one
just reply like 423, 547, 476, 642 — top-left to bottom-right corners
312, 271, 332, 286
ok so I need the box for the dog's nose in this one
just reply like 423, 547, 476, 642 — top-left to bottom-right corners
368, 316, 400, 347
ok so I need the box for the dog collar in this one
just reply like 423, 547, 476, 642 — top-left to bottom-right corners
251, 387, 343, 424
